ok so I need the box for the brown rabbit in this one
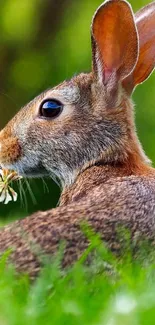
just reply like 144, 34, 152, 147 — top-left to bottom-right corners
0, 0, 155, 278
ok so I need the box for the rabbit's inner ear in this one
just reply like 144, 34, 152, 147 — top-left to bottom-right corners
91, 0, 138, 96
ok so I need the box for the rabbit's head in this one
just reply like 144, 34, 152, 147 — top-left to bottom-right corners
0, 0, 155, 187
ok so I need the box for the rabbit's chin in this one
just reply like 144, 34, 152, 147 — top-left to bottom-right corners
0, 160, 49, 178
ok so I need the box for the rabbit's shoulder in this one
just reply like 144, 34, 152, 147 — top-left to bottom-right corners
68, 173, 155, 219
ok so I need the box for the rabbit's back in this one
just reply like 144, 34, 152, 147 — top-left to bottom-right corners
0, 166, 155, 277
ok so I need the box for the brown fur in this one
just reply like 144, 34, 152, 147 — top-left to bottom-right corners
0, 136, 21, 165
0, 0, 155, 277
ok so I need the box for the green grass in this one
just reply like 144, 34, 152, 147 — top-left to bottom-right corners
0, 232, 155, 325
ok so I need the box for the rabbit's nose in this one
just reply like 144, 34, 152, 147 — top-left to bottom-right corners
0, 126, 21, 166
0, 131, 4, 158
0, 139, 2, 157
0, 143, 2, 168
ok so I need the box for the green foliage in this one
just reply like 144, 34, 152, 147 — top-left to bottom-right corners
0, 0, 155, 218
0, 238, 155, 325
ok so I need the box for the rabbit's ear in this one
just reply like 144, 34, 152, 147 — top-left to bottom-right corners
91, 0, 138, 88
123, 2, 155, 93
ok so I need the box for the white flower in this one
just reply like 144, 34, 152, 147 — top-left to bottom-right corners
114, 294, 137, 314
0, 169, 22, 204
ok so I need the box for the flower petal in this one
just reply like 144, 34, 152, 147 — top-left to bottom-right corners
0, 189, 6, 203
9, 187, 18, 202
4, 191, 13, 204
0, 183, 4, 193
7, 172, 22, 182
0, 169, 4, 180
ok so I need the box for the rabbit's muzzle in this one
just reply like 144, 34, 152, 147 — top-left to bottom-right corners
0, 128, 21, 167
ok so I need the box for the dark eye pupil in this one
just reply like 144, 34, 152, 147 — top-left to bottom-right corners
40, 100, 63, 118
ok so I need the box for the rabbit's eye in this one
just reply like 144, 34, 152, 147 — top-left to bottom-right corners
40, 99, 63, 119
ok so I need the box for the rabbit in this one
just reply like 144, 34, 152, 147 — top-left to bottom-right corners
0, 0, 155, 278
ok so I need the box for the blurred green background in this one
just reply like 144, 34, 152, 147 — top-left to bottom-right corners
0, 0, 154, 221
